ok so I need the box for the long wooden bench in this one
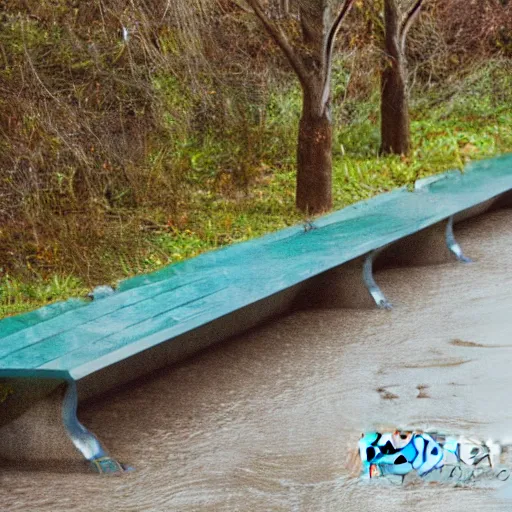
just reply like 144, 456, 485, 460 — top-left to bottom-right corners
1, 155, 511, 473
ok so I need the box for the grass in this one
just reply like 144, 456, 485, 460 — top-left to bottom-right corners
1, 60, 511, 320
0, 275, 88, 319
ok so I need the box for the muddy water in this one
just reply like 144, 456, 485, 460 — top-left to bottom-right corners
2, 210, 512, 511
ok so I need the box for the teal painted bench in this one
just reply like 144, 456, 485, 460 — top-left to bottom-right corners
1, 155, 511, 473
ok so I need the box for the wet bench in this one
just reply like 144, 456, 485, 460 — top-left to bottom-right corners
1, 155, 511, 473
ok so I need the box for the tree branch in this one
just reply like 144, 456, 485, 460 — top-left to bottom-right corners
229, 0, 253, 14
400, 0, 424, 53
280, 0, 290, 17
321, 0, 356, 109
244, 0, 308, 85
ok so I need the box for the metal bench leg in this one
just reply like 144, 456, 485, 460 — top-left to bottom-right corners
363, 248, 392, 310
446, 216, 472, 263
62, 381, 127, 474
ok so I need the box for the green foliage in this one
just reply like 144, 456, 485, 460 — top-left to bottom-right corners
0, 275, 88, 318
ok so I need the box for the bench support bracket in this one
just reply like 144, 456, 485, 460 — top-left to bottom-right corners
62, 381, 127, 474
363, 247, 392, 310
446, 216, 472, 263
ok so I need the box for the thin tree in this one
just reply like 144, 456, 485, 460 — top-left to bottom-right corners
241, 0, 356, 214
380, 0, 424, 155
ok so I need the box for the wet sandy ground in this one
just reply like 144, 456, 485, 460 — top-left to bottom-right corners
1, 209, 512, 511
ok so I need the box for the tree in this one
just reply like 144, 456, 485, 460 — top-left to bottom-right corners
380, 0, 424, 155
242, 0, 356, 214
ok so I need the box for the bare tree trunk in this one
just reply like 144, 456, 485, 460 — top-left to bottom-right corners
280, 0, 290, 16
294, 2, 333, 214
380, 0, 410, 155
296, 82, 333, 214
244, 0, 355, 214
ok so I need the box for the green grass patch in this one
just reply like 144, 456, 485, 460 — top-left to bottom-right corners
0, 275, 88, 319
